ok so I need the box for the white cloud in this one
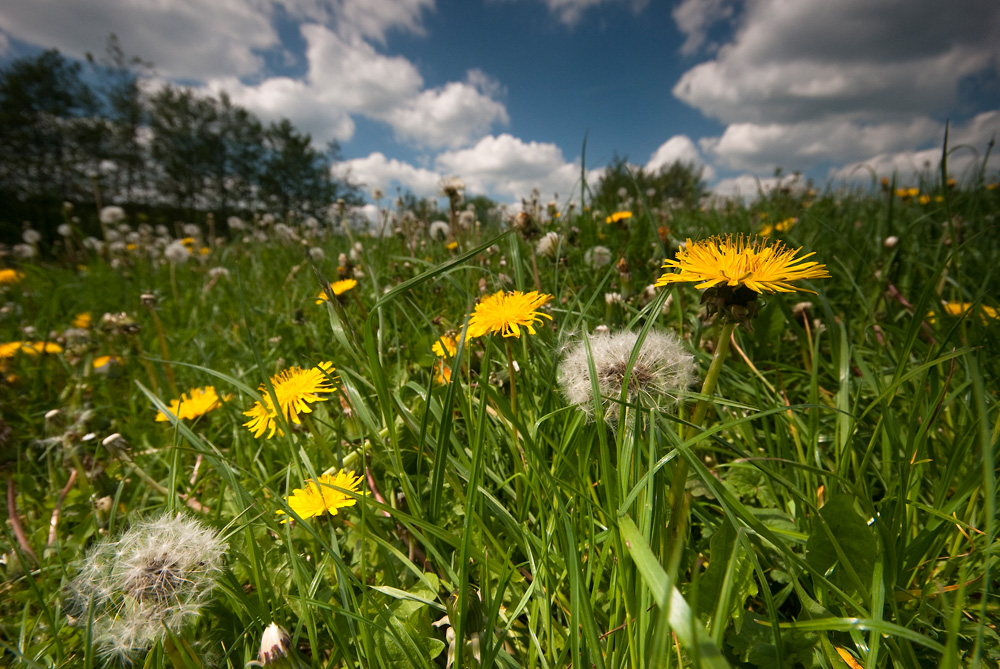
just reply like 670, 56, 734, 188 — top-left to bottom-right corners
382, 70, 510, 148
436, 133, 599, 201
536, 0, 650, 27
673, 0, 1000, 125
342, 152, 443, 198
827, 111, 1000, 183
0, 31, 10, 56
702, 117, 944, 172
208, 25, 507, 148
672, 0, 1000, 181
0, 0, 278, 79
0, 0, 435, 81
646, 135, 716, 181
710, 173, 808, 202
671, 0, 734, 56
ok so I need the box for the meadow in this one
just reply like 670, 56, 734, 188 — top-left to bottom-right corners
0, 174, 998, 668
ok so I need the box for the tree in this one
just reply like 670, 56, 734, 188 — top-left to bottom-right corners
0, 49, 103, 203
90, 34, 153, 206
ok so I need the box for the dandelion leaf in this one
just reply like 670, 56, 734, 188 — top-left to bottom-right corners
696, 518, 758, 633
726, 613, 823, 668
805, 495, 876, 596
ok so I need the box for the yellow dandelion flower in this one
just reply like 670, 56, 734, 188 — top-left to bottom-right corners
918, 194, 931, 205
5, 341, 64, 357
315, 279, 358, 304
0, 342, 24, 359
199, 247, 210, 256
0, 269, 25, 286
446, 241, 459, 251
277, 469, 364, 522
434, 361, 453, 385
467, 290, 554, 338
927, 302, 999, 324
155, 386, 230, 422
73, 312, 92, 329
655, 235, 830, 295
92, 355, 121, 372
432, 333, 459, 358
605, 211, 633, 224
243, 361, 337, 439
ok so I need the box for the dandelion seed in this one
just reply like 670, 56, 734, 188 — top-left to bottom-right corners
467, 290, 553, 339
584, 246, 612, 269
535, 231, 561, 258
164, 241, 191, 264
243, 361, 337, 439
558, 330, 695, 422
429, 220, 451, 241
65, 512, 226, 663
277, 469, 364, 522
99, 206, 126, 225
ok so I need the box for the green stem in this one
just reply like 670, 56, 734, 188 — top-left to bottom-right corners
667, 321, 737, 550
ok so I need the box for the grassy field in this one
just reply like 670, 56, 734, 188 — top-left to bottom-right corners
1, 177, 998, 668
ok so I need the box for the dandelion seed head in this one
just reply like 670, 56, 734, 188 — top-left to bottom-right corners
535, 231, 561, 258
66, 512, 226, 663
558, 330, 695, 422
99, 206, 126, 225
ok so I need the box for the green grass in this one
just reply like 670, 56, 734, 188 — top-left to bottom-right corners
1, 181, 998, 668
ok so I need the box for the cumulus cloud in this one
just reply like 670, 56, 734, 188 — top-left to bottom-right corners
672, 0, 1000, 180
0, 0, 277, 79
342, 152, 443, 198
827, 111, 1000, 183
436, 133, 600, 201
208, 24, 507, 148
702, 117, 944, 172
646, 135, 716, 180
674, 0, 1000, 125
381, 70, 510, 148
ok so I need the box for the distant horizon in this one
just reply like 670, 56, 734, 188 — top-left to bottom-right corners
2, 0, 998, 205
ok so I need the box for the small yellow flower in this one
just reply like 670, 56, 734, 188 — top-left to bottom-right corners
895, 187, 920, 200
446, 241, 459, 251
243, 361, 337, 439
927, 302, 999, 324
73, 312, 92, 329
432, 333, 459, 358
605, 211, 633, 224
315, 279, 358, 303
92, 355, 121, 372
1, 341, 63, 358
277, 469, 364, 522
918, 194, 931, 205
467, 290, 554, 338
0, 269, 25, 286
199, 247, 210, 256
434, 361, 453, 385
155, 386, 230, 422
655, 235, 830, 295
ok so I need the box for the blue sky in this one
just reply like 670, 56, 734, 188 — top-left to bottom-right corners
1, 0, 998, 205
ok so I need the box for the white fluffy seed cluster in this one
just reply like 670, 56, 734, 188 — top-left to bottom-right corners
558, 329, 696, 421
65, 512, 226, 663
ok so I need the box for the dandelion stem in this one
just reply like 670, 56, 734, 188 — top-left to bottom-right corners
668, 321, 736, 549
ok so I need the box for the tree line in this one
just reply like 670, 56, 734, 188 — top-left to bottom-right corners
0, 36, 359, 241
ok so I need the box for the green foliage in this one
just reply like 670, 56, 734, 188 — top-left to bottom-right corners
0, 175, 998, 667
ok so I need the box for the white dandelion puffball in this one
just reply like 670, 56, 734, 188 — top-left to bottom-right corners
164, 241, 191, 264
558, 330, 695, 422
536, 231, 561, 258
65, 512, 226, 663
99, 206, 126, 225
